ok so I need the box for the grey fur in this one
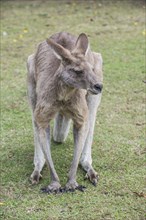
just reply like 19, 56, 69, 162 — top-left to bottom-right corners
27, 32, 103, 191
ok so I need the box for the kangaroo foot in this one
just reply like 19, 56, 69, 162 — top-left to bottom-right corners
64, 180, 86, 192
41, 181, 61, 194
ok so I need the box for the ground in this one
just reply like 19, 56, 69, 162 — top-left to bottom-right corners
0, 0, 145, 220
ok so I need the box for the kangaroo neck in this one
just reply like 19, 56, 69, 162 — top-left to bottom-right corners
55, 77, 76, 102
53, 66, 76, 102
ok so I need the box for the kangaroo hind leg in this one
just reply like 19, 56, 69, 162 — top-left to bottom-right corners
27, 54, 45, 184
80, 94, 102, 186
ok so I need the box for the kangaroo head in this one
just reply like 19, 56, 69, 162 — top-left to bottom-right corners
46, 33, 102, 95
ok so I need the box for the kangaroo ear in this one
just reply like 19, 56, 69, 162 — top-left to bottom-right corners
46, 38, 71, 62
73, 33, 89, 55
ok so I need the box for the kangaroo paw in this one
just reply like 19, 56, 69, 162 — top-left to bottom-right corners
30, 170, 42, 185
85, 169, 99, 186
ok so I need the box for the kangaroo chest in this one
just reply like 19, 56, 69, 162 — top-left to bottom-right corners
35, 91, 88, 128
55, 96, 88, 127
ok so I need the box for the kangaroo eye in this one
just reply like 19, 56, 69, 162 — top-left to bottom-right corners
75, 70, 83, 74
69, 69, 83, 74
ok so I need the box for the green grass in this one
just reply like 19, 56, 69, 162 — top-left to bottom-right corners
1, 0, 145, 219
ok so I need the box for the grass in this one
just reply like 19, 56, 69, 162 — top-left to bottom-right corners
0, 0, 145, 219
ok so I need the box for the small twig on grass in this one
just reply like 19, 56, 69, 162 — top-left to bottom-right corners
133, 192, 146, 198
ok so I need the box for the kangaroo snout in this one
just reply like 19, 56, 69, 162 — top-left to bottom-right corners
93, 83, 103, 93
88, 83, 103, 95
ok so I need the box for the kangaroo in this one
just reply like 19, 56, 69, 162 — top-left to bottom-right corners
27, 32, 103, 193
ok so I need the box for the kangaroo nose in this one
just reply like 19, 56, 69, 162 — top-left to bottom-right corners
93, 84, 103, 93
